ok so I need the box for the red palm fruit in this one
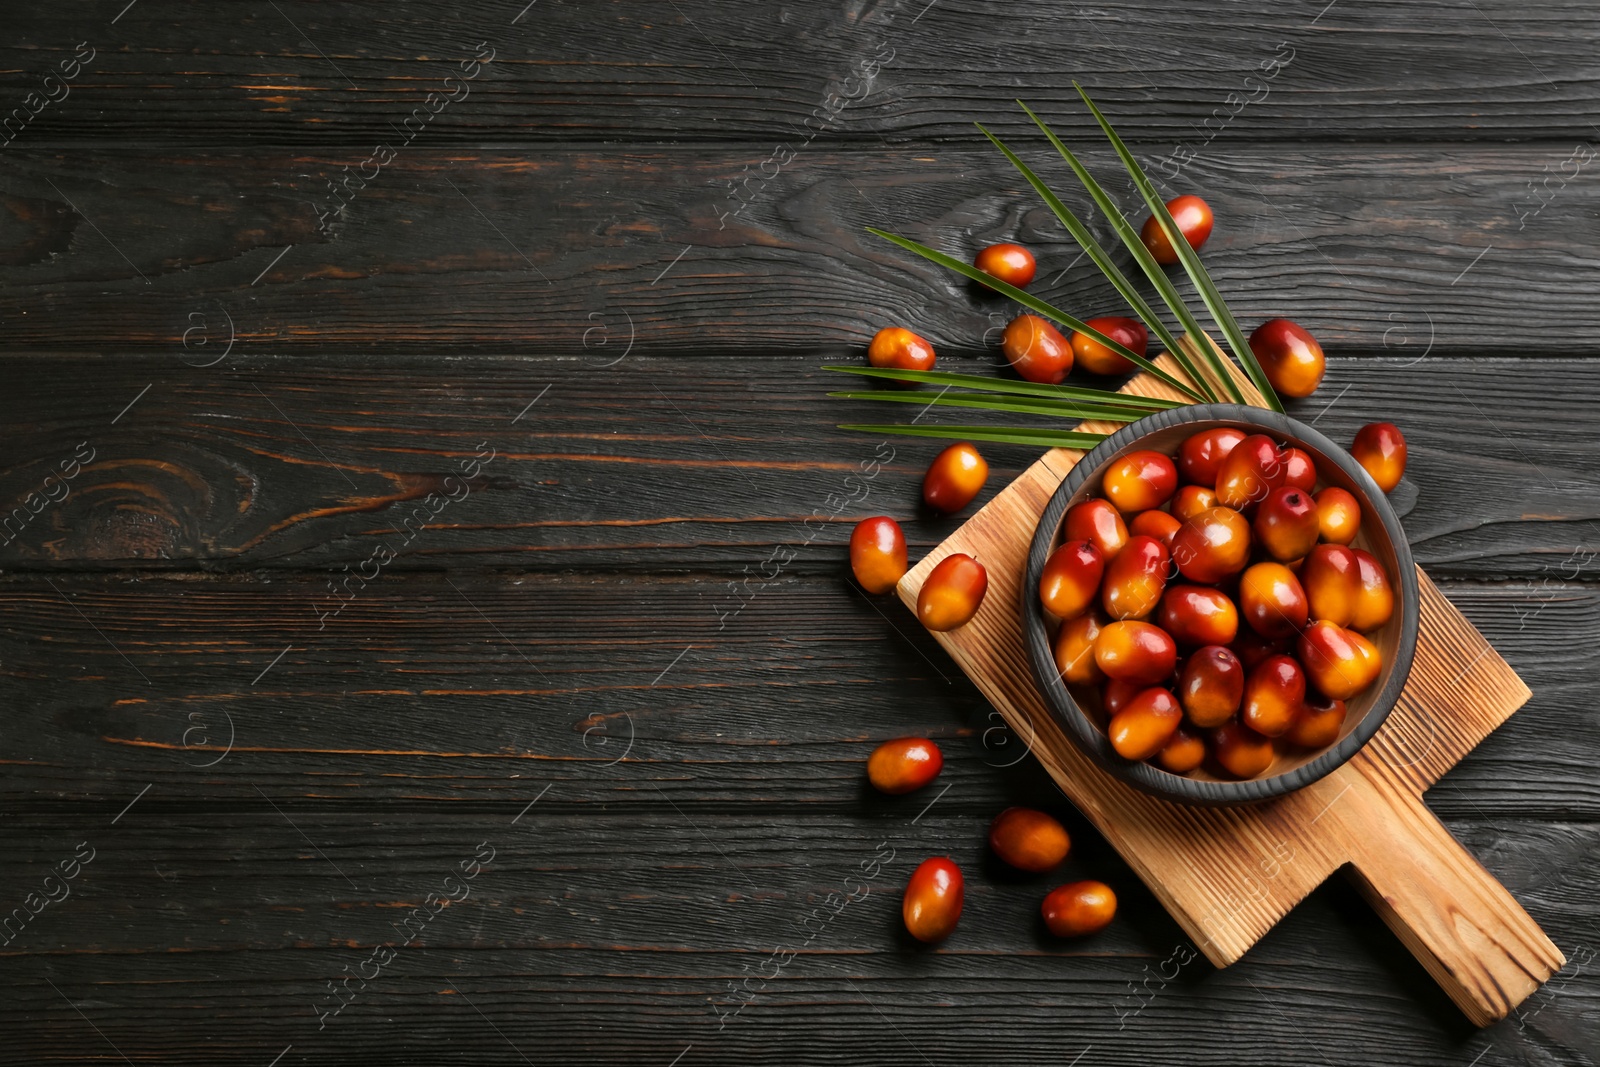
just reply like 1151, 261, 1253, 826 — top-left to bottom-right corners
903, 857, 964, 943
1002, 314, 1073, 384
1054, 611, 1107, 686
1129, 509, 1182, 546
1301, 544, 1361, 627
1179, 427, 1246, 487
1349, 549, 1395, 631
1249, 319, 1327, 398
1242, 654, 1306, 737
1171, 484, 1217, 523
1159, 585, 1240, 647
1101, 535, 1169, 620
988, 807, 1071, 872
1108, 687, 1183, 760
917, 553, 988, 632
1298, 620, 1381, 700
1215, 433, 1288, 512
1315, 487, 1361, 545
923, 442, 988, 514
1064, 498, 1129, 561
1141, 194, 1214, 264
974, 242, 1036, 288
1041, 880, 1117, 937
1211, 720, 1276, 778
1103, 449, 1179, 513
1156, 724, 1207, 774
1102, 676, 1144, 717
849, 516, 908, 594
1351, 422, 1407, 493
868, 326, 936, 372
1284, 691, 1347, 748
1038, 540, 1105, 620
1094, 621, 1178, 686
1230, 627, 1290, 671
1071, 316, 1147, 376
1171, 506, 1253, 584
1178, 645, 1245, 728
1281, 447, 1318, 492
1238, 561, 1309, 641
867, 737, 944, 794
1253, 486, 1320, 562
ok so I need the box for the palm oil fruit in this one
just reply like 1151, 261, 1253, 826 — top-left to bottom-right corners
923, 441, 988, 514
1002, 314, 1073, 384
866, 737, 944, 795
1350, 549, 1395, 631
1108, 687, 1183, 760
1300, 544, 1360, 627
903, 856, 964, 943
849, 516, 907, 594
1253, 486, 1320, 562
1248, 318, 1327, 398
1178, 426, 1246, 487
1158, 585, 1240, 647
1242, 654, 1306, 737
1156, 724, 1207, 774
1141, 194, 1214, 265
1100, 535, 1170, 620
973, 242, 1037, 288
1171, 506, 1252, 584
1211, 720, 1276, 778
1041, 880, 1117, 937
1281, 447, 1318, 492
1054, 611, 1106, 686
1129, 508, 1182, 546
867, 326, 935, 372
1298, 620, 1380, 700
1238, 561, 1309, 641
1102, 449, 1178, 513
1352, 422, 1407, 493
1101, 677, 1144, 716
1230, 627, 1289, 672
1285, 691, 1347, 748
1064, 498, 1129, 561
1171, 484, 1217, 523
917, 553, 988, 632
1093, 621, 1178, 686
1215, 433, 1287, 511
1178, 645, 1245, 728
1071, 316, 1148, 376
1039, 540, 1105, 620
988, 807, 1071, 872
1315, 487, 1362, 545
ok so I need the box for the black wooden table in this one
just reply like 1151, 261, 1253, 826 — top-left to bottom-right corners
2, 2, 1596, 1064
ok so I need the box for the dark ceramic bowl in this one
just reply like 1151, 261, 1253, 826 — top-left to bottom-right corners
1021, 404, 1420, 805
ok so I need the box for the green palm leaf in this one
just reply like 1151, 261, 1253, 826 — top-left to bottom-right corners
838, 423, 1108, 448
821, 365, 1181, 410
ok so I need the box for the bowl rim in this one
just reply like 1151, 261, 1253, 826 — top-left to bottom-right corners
1021, 402, 1421, 806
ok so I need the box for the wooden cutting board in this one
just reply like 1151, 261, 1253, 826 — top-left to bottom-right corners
895, 343, 1563, 1026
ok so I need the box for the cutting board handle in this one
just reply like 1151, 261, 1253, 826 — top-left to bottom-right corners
1343, 793, 1564, 1026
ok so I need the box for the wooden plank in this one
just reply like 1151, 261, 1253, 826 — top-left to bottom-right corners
0, 146, 1597, 353
3, 2, 1600, 144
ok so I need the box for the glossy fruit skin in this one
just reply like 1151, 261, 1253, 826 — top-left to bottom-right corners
1071, 316, 1148, 376
1171, 484, 1218, 523
1171, 506, 1253, 584
1156, 724, 1207, 774
917, 553, 988, 632
1102, 450, 1178, 513
1129, 509, 1182, 546
1351, 422, 1407, 493
1002, 314, 1073, 384
1242, 654, 1306, 737
1159, 585, 1239, 647
1039, 540, 1105, 620
1349, 549, 1395, 631
1230, 627, 1290, 672
1141, 194, 1214, 265
1094, 621, 1178, 686
1178, 645, 1245, 728
1108, 687, 1183, 760
1315, 487, 1362, 545
1054, 611, 1107, 686
1212, 720, 1276, 778
1285, 692, 1347, 748
923, 442, 988, 514
1042, 879, 1117, 937
988, 807, 1071, 872
1253, 486, 1320, 562
1238, 561, 1310, 641
1064, 498, 1130, 561
1249, 319, 1327, 398
1102, 677, 1144, 717
903, 857, 964, 943
1178, 427, 1246, 487
867, 737, 944, 794
1298, 620, 1381, 701
1101, 535, 1170, 620
974, 242, 1037, 288
1215, 434, 1287, 512
1301, 544, 1361, 627
868, 327, 936, 372
1281, 448, 1318, 492
849, 516, 908, 594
